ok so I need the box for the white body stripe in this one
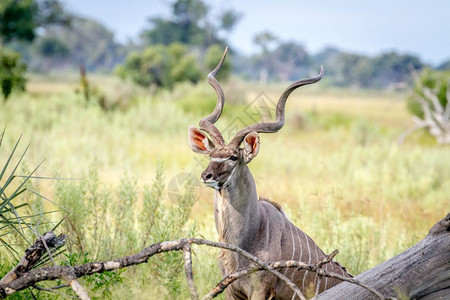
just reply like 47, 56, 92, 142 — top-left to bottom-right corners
292, 228, 303, 285
302, 232, 312, 291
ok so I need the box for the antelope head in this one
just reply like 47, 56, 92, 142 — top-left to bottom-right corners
188, 47, 324, 191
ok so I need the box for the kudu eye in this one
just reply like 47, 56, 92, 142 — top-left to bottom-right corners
230, 155, 238, 161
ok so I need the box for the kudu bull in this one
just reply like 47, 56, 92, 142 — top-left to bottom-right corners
188, 48, 351, 299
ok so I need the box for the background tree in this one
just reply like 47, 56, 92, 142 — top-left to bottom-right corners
370, 52, 423, 88
0, 0, 70, 99
0, 0, 71, 44
271, 41, 311, 81
141, 0, 240, 49
27, 17, 123, 71
0, 49, 27, 100
116, 43, 202, 89
252, 30, 278, 83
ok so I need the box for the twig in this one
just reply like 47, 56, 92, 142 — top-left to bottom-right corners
68, 278, 90, 300
32, 284, 76, 299
202, 251, 339, 300
190, 239, 306, 300
202, 250, 394, 300
314, 269, 397, 300
183, 243, 198, 300
40, 236, 56, 266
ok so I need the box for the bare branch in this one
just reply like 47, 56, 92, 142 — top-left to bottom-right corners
203, 251, 392, 300
32, 284, 77, 299
424, 88, 444, 114
401, 82, 450, 144
314, 269, 394, 300
191, 239, 306, 300
0, 238, 304, 299
183, 243, 198, 300
397, 122, 426, 144
0, 232, 65, 286
0, 236, 403, 300
68, 279, 90, 300
40, 235, 56, 266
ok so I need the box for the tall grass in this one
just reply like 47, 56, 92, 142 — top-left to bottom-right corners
55, 161, 200, 298
0, 76, 448, 298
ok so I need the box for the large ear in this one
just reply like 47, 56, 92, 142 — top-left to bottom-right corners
243, 132, 260, 163
188, 126, 215, 154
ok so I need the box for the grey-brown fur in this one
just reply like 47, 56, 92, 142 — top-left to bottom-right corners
211, 161, 351, 299
259, 197, 284, 214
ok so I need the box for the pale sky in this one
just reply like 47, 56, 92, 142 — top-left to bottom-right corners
63, 0, 450, 65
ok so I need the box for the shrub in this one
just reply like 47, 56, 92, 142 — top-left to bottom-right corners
55, 161, 198, 297
116, 43, 202, 89
0, 48, 27, 100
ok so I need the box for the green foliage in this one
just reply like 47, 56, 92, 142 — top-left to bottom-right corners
327, 51, 424, 89
34, 36, 69, 58
0, 131, 65, 299
0, 48, 27, 100
141, 0, 240, 49
63, 252, 124, 299
0, 0, 70, 43
0, 0, 37, 43
27, 16, 122, 72
56, 162, 198, 297
407, 69, 449, 118
116, 43, 202, 89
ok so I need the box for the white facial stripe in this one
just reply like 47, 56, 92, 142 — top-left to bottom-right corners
223, 166, 237, 187
210, 157, 229, 162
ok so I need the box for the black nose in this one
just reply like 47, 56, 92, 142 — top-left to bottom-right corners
201, 171, 213, 181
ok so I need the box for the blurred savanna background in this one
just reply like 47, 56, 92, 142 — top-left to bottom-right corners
0, 0, 449, 298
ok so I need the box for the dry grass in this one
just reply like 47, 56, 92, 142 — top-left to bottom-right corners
1, 76, 448, 298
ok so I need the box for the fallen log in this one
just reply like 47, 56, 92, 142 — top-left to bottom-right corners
317, 213, 450, 299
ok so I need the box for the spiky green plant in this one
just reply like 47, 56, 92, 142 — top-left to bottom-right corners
0, 129, 40, 258
0, 129, 65, 299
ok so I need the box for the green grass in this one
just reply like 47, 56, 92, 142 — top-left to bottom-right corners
0, 76, 449, 298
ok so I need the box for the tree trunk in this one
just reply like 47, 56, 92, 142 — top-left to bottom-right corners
317, 213, 450, 299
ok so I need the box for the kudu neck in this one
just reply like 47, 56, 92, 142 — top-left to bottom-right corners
221, 164, 258, 205
214, 164, 261, 247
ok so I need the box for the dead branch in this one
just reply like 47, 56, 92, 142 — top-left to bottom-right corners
202, 251, 394, 300
3, 213, 448, 300
0, 237, 304, 299
0, 232, 65, 286
183, 243, 199, 300
399, 84, 450, 144
317, 213, 450, 299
